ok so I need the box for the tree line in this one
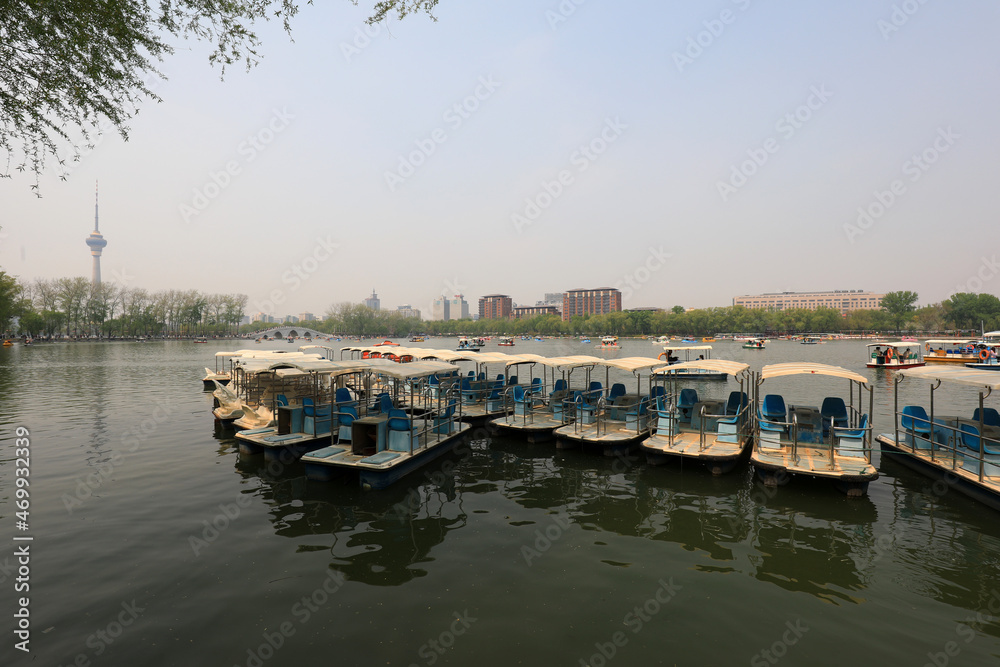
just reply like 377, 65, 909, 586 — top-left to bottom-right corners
0, 272, 247, 338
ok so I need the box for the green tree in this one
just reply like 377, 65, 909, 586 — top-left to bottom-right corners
2, 1, 438, 185
0, 271, 29, 334
880, 291, 919, 333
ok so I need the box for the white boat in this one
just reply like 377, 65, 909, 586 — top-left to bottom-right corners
642, 360, 753, 475
553, 357, 665, 457
596, 335, 621, 350
657, 345, 727, 380
751, 362, 878, 496
866, 342, 924, 369
877, 366, 1000, 511
301, 360, 471, 489
490, 355, 603, 443
741, 337, 767, 350
966, 343, 1000, 371
922, 339, 979, 365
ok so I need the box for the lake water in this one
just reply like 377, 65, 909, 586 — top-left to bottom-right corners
3, 338, 1000, 667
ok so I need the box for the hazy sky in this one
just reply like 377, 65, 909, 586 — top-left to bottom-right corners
3, 1, 999, 317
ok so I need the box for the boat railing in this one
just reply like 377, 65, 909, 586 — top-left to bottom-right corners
892, 409, 1000, 483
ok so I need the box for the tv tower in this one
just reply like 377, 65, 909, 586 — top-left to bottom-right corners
85, 181, 107, 285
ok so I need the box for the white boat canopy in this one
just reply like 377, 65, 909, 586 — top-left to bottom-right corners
760, 362, 868, 384
600, 357, 667, 373
662, 345, 713, 351
922, 339, 976, 345
866, 342, 921, 349
896, 366, 1000, 390
653, 359, 750, 377
371, 360, 460, 380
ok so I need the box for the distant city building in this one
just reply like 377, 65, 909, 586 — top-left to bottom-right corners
251, 312, 268, 323
299, 312, 316, 322
396, 305, 421, 319
431, 297, 449, 321
562, 287, 622, 321
448, 295, 470, 320
364, 289, 381, 311
284, 315, 299, 324
733, 290, 885, 314
429, 295, 468, 321
85, 182, 107, 285
480, 294, 513, 320
543, 292, 563, 305
514, 305, 560, 318
625, 307, 664, 313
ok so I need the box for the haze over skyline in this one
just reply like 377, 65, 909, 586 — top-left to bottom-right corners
3, 1, 998, 316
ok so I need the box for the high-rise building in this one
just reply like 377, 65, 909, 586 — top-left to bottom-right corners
479, 294, 513, 320
396, 305, 421, 319
85, 182, 108, 285
299, 312, 316, 322
448, 295, 470, 320
733, 290, 885, 314
431, 297, 449, 321
562, 287, 622, 321
364, 289, 380, 311
514, 305, 559, 318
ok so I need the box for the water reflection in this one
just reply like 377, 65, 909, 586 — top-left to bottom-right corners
234, 444, 473, 586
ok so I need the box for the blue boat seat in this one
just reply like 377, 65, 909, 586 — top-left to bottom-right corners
609, 383, 627, 402
337, 405, 358, 444
507, 375, 518, 386
836, 414, 869, 458
762, 394, 786, 423
649, 385, 665, 401
587, 381, 603, 401
460, 378, 479, 405
677, 388, 699, 424
575, 391, 597, 424
335, 387, 357, 413
263, 434, 303, 443
276, 394, 289, 407
757, 408, 785, 449
387, 409, 419, 452
958, 424, 1000, 476
901, 405, 932, 450
359, 451, 401, 466
433, 399, 457, 434
625, 396, 649, 431
485, 386, 503, 413
973, 408, 1000, 427
654, 395, 678, 437
376, 392, 393, 414
821, 397, 849, 434
309, 446, 346, 459
513, 385, 530, 416
726, 391, 749, 416
303, 399, 332, 436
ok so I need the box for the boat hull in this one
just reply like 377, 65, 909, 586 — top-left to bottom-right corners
866, 362, 925, 369
877, 434, 1000, 513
